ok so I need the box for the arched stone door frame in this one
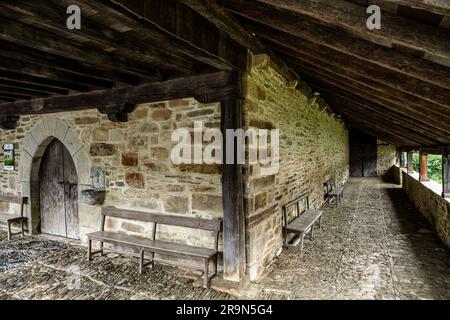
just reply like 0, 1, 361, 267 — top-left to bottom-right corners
19, 117, 91, 234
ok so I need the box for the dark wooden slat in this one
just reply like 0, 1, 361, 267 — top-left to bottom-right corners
0, 17, 164, 81
0, 70, 89, 92
178, 0, 297, 81
294, 65, 450, 135
263, 37, 450, 111
328, 101, 442, 146
0, 79, 68, 95
0, 85, 49, 98
64, 0, 235, 71
0, 92, 32, 100
2, 0, 194, 76
0, 40, 142, 85
226, 2, 450, 89
226, 0, 450, 66
0, 56, 114, 89
317, 90, 449, 145
0, 71, 238, 115
278, 52, 450, 123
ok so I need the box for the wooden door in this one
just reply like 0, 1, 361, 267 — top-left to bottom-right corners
40, 139, 79, 239
350, 143, 377, 177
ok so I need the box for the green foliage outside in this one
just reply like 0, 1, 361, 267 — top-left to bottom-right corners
412, 153, 442, 184
3, 158, 14, 166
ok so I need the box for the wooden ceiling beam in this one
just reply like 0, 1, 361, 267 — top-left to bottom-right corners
59, 0, 238, 71
0, 86, 50, 98
273, 48, 450, 119
0, 17, 165, 81
0, 70, 89, 92
287, 59, 450, 133
0, 71, 238, 116
0, 79, 69, 95
256, 33, 450, 110
347, 0, 450, 16
0, 56, 114, 90
226, 0, 450, 67
0, 40, 143, 86
314, 89, 448, 145
177, 0, 297, 81
2, 0, 195, 76
338, 111, 430, 146
225, 1, 450, 89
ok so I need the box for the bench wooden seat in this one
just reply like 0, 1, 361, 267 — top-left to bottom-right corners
282, 194, 323, 252
86, 206, 222, 288
88, 231, 217, 259
0, 195, 27, 240
324, 179, 344, 206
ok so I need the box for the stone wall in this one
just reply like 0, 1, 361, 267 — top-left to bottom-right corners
377, 142, 396, 178
242, 55, 349, 281
392, 165, 450, 249
0, 99, 223, 252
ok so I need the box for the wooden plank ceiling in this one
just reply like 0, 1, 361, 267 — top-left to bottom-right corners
0, 0, 449, 148
0, 0, 246, 116
215, 0, 450, 147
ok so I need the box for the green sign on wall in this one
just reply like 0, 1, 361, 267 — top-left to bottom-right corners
3, 144, 14, 171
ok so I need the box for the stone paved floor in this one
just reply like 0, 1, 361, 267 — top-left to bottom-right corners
0, 177, 448, 300
244, 177, 450, 300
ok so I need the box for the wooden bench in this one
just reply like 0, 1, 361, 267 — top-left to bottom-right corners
282, 194, 323, 252
324, 178, 344, 207
86, 206, 222, 288
0, 195, 27, 240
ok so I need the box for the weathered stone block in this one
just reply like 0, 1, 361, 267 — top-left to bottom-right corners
164, 195, 189, 214
122, 152, 138, 166
90, 143, 116, 156
192, 194, 222, 214
125, 172, 145, 189
152, 109, 172, 121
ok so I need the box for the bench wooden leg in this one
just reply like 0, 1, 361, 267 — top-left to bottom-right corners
203, 258, 209, 288
310, 225, 314, 240
139, 250, 144, 275
283, 228, 288, 247
319, 216, 323, 229
150, 252, 155, 269
87, 239, 92, 261
213, 254, 218, 276
7, 221, 12, 241
100, 242, 104, 256
299, 232, 305, 253
20, 218, 24, 237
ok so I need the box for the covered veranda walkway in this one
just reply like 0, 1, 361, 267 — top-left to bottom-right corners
1, 177, 448, 300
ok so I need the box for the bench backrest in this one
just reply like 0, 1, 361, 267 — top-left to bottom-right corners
101, 206, 222, 250
323, 179, 336, 196
282, 193, 310, 227
0, 195, 27, 217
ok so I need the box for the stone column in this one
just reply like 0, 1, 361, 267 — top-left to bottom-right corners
443, 146, 450, 198
407, 151, 414, 174
419, 151, 429, 182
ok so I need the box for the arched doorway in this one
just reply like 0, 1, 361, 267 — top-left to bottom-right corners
39, 139, 79, 239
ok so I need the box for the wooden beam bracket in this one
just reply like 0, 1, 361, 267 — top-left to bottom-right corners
97, 104, 136, 123
0, 115, 19, 130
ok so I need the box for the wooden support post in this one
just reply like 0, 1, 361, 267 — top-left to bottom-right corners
407, 151, 414, 174
443, 146, 450, 198
419, 151, 429, 182
220, 94, 246, 282
395, 148, 400, 166
400, 150, 406, 168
